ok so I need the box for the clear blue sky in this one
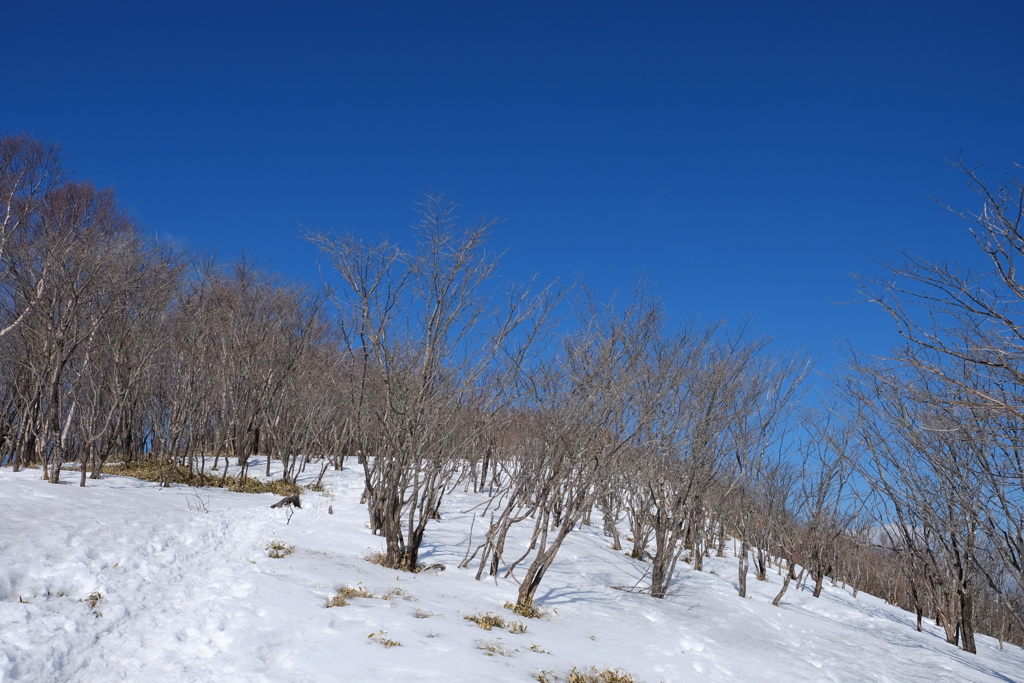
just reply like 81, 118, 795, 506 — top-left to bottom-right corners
3, 1, 1022, 376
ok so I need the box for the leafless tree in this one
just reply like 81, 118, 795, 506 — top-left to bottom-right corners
308, 195, 557, 571
0, 135, 64, 339
846, 360, 982, 652
503, 286, 669, 611
5, 179, 140, 481
852, 160, 1024, 652
788, 404, 859, 599
719, 334, 810, 599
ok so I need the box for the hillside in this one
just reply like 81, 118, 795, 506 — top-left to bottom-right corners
2, 462, 1022, 683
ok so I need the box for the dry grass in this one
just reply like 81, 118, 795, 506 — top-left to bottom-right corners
380, 587, 408, 601
103, 460, 300, 496
367, 630, 401, 648
84, 590, 102, 610
266, 541, 294, 559
364, 550, 388, 566
505, 600, 546, 619
79, 590, 103, 618
533, 667, 638, 683
567, 667, 639, 683
465, 612, 507, 630
465, 612, 528, 633
477, 640, 515, 657
361, 549, 443, 574
327, 584, 374, 607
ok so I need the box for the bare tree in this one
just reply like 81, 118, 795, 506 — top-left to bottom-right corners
788, 404, 859, 600
853, 160, 1024, 652
6, 180, 139, 481
309, 195, 556, 571
847, 360, 982, 652
0, 135, 64, 339
720, 334, 810, 599
507, 286, 679, 611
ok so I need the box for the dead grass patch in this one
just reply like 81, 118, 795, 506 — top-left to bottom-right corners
364, 550, 388, 566
534, 668, 638, 683
477, 640, 516, 657
367, 630, 401, 648
80, 590, 103, 617
465, 612, 527, 633
568, 667, 639, 683
103, 461, 300, 496
380, 587, 408, 600
327, 584, 374, 607
505, 600, 546, 619
465, 612, 507, 630
266, 541, 294, 558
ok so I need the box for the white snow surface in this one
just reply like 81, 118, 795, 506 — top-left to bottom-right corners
2, 461, 1023, 683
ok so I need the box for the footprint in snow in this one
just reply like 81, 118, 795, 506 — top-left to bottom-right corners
679, 638, 704, 653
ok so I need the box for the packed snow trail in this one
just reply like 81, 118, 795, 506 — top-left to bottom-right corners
3, 463, 1024, 682
0, 473, 273, 681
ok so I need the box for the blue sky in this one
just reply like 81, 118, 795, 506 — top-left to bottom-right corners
3, 1, 1022, 378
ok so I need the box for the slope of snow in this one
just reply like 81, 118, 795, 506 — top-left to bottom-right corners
2, 462, 1022, 683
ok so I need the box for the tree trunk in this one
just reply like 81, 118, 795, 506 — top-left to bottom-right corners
737, 539, 750, 598
812, 572, 824, 598
773, 564, 801, 606
959, 589, 977, 654
756, 547, 768, 581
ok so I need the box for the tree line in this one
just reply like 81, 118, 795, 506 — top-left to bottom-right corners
2, 134, 1022, 652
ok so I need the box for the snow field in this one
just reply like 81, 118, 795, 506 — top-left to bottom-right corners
2, 461, 1024, 682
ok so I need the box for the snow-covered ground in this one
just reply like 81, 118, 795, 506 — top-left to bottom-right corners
2, 461, 1022, 683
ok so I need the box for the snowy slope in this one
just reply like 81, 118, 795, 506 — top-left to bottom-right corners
2, 463, 1023, 683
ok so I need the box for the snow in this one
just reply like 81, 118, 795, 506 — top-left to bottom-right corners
2, 462, 1023, 683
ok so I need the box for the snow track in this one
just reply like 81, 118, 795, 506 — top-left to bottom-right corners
0, 473, 272, 682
